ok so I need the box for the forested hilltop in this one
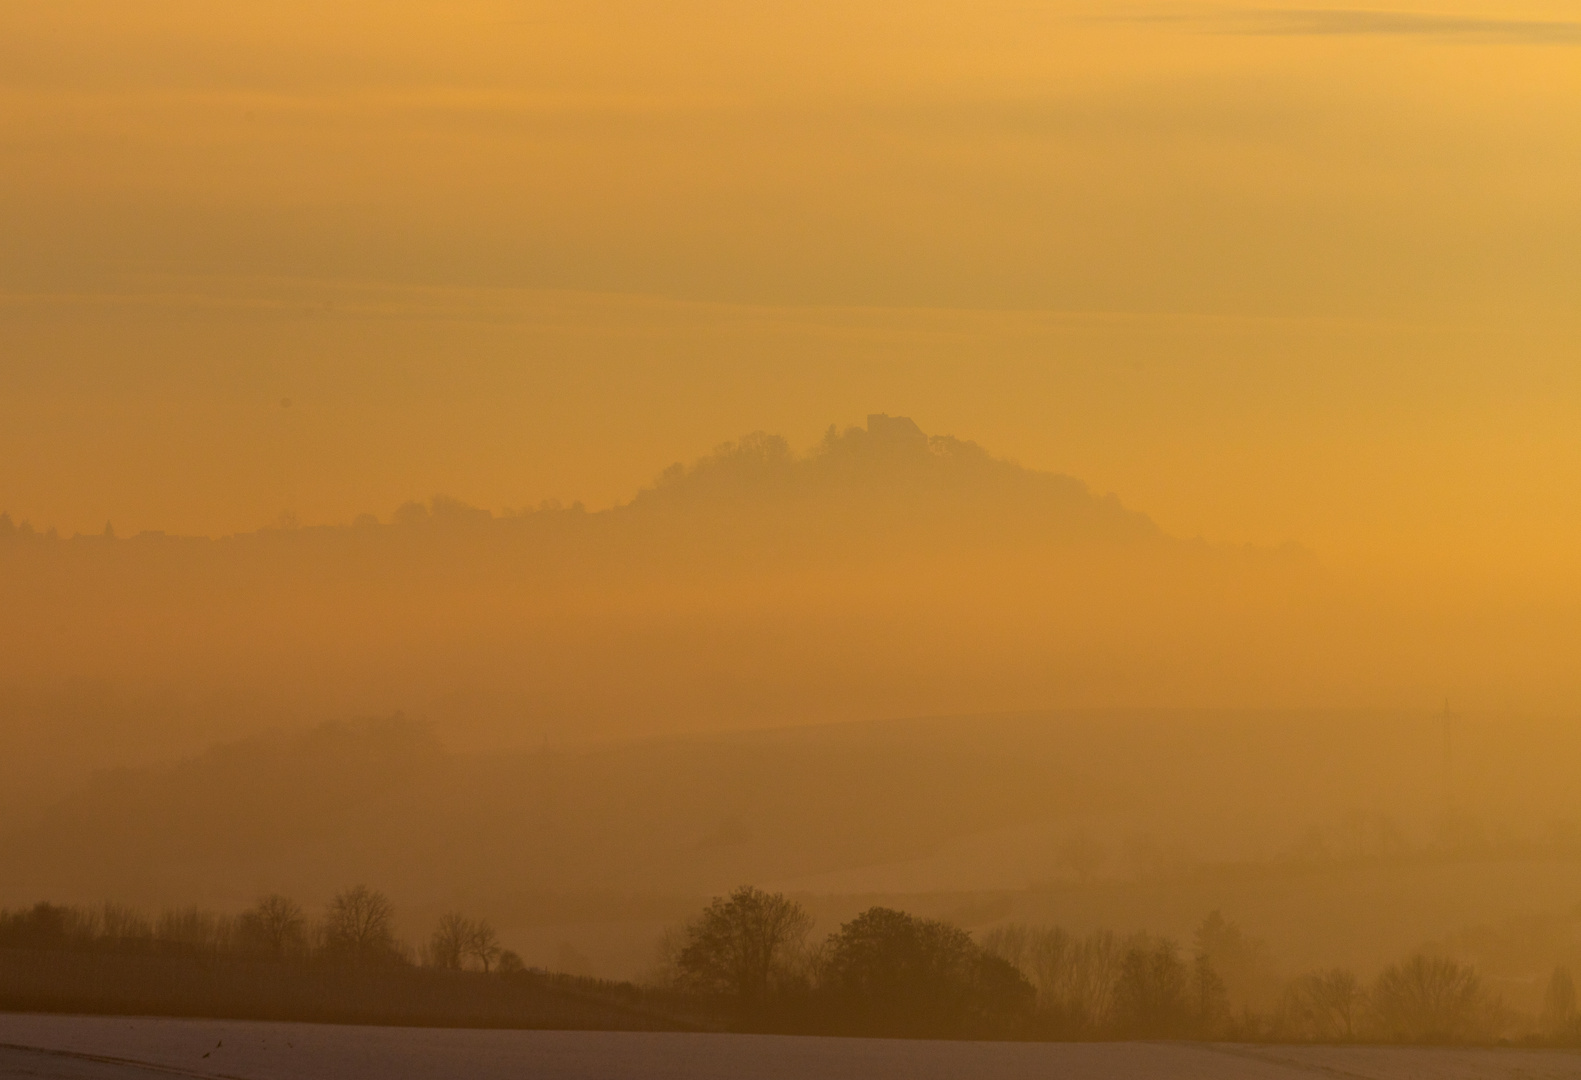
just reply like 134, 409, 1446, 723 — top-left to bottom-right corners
0, 414, 1322, 771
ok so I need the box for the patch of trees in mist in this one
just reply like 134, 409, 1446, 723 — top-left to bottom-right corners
982, 921, 1523, 1044
0, 890, 695, 1031
656, 888, 1581, 1044
8, 885, 1581, 1044
1, 888, 484, 969
1263, 808, 1581, 871
1029, 810, 1581, 893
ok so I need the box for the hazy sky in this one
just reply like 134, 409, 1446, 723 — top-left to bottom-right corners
8, 7, 1581, 978
3, 1, 1580, 585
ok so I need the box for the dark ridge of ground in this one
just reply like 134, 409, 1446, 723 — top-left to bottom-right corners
0, 950, 697, 1034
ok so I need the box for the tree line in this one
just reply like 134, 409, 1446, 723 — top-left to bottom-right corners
0, 888, 521, 974
659, 889, 1032, 1038
661, 886, 1581, 1043
7, 885, 1581, 1042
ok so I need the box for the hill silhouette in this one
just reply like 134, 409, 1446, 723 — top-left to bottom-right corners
0, 707, 1441, 909
0, 414, 1322, 783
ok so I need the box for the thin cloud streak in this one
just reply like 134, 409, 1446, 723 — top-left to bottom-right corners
1246, 9, 1581, 42
1115, 8, 1581, 45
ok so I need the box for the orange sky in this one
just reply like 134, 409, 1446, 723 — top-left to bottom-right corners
9, 7, 1581, 951
3, 1, 1581, 587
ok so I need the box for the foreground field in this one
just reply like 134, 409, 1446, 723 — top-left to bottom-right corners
1, 1014, 1580, 1080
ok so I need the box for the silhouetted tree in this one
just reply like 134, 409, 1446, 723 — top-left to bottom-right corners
1543, 966, 1577, 1037
1113, 939, 1191, 1037
0, 902, 77, 948
1191, 950, 1230, 1034
1061, 930, 1130, 1032
155, 906, 232, 954
676, 886, 811, 1006
238, 895, 307, 958
966, 949, 1037, 1032
467, 918, 502, 973
980, 924, 1133, 1035
429, 912, 471, 970
96, 904, 149, 943
821, 906, 1033, 1037
321, 886, 399, 966
980, 923, 1033, 972
1369, 954, 1487, 1042
1193, 910, 1274, 1014
1280, 968, 1364, 1041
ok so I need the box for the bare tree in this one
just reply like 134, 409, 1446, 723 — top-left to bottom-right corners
1312, 969, 1365, 1040
648, 924, 687, 989
1369, 954, 1487, 1042
676, 886, 812, 1004
1543, 967, 1577, 1036
979, 924, 1032, 973
238, 895, 307, 958
98, 903, 153, 944
1065, 930, 1132, 1032
1280, 968, 1365, 1041
1018, 927, 1070, 1012
1113, 938, 1191, 1037
428, 912, 503, 972
1190, 951, 1230, 1035
322, 885, 398, 966
428, 912, 471, 970
467, 919, 502, 973
157, 906, 234, 953
1193, 911, 1276, 1014
981, 924, 1134, 1034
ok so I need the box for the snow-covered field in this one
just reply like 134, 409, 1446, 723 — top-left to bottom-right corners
1, 1013, 1579, 1080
